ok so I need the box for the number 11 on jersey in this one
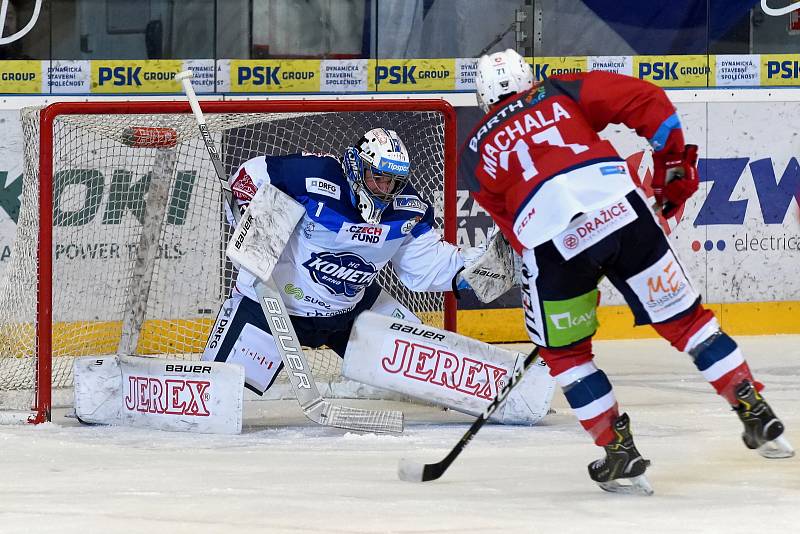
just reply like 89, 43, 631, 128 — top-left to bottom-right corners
500, 125, 589, 182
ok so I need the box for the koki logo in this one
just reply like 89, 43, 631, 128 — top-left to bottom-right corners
638, 61, 678, 81
381, 339, 508, 400
50, 168, 196, 227
124, 376, 211, 416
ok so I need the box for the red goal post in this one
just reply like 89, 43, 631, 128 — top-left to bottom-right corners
0, 99, 458, 424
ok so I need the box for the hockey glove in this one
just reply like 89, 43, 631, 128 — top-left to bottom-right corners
651, 144, 699, 218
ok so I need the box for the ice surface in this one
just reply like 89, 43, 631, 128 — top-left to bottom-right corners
1, 336, 798, 533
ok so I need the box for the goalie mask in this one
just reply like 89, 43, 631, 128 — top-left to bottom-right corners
475, 48, 534, 112
343, 128, 411, 224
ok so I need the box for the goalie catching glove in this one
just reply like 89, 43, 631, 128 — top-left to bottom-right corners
651, 144, 699, 218
453, 226, 515, 303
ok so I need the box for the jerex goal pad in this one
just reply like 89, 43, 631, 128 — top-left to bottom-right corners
0, 100, 457, 424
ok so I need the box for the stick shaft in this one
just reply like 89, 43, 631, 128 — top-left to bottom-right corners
421, 347, 540, 480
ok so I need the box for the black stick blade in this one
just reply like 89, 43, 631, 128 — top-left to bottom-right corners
398, 458, 444, 482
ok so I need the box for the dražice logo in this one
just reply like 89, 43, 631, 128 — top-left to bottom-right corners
124, 376, 211, 416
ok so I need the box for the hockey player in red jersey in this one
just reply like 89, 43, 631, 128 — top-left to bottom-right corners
460, 49, 794, 495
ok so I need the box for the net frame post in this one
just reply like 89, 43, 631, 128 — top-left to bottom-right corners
31, 98, 459, 423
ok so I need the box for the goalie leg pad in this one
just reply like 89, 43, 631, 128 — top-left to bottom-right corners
369, 289, 422, 324
202, 295, 284, 395
343, 311, 555, 424
501, 357, 556, 425
73, 355, 244, 434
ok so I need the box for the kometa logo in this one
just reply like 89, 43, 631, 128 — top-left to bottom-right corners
302, 251, 378, 297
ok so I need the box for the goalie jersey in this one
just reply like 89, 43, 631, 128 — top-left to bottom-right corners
227, 153, 463, 317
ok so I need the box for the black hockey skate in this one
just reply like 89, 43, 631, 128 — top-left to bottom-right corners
588, 413, 653, 496
734, 380, 794, 459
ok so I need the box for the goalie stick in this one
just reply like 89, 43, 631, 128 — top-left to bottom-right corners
398, 346, 539, 482
176, 70, 403, 434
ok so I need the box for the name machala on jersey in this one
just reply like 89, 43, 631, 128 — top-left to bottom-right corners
302, 251, 379, 297
335, 223, 389, 247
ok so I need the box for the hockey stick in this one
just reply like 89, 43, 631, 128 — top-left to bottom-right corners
176, 70, 403, 434
398, 346, 540, 482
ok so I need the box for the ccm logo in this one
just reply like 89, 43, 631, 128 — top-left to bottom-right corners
389, 323, 446, 341
165, 364, 212, 374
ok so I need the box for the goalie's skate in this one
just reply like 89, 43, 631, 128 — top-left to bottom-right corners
734, 381, 794, 459
588, 413, 653, 496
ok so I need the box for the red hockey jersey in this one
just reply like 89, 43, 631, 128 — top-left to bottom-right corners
459, 71, 685, 253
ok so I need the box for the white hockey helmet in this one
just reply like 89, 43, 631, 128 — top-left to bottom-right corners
475, 48, 534, 112
342, 128, 411, 224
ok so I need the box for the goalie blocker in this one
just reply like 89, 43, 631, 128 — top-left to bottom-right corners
344, 312, 555, 425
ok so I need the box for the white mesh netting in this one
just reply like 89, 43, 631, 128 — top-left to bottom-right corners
0, 103, 452, 417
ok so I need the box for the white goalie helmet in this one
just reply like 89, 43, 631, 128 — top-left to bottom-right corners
342, 128, 411, 224
475, 48, 534, 112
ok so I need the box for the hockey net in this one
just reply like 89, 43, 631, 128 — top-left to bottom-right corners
0, 100, 457, 423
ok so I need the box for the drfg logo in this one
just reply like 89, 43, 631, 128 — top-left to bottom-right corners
52, 168, 196, 226
124, 376, 211, 416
